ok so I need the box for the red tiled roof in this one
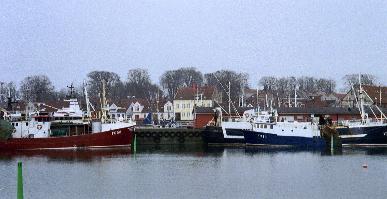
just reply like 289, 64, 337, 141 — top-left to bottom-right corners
333, 93, 346, 100
114, 98, 149, 108
362, 85, 387, 104
175, 86, 215, 100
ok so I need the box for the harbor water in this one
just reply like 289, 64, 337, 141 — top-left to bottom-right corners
1, 146, 387, 199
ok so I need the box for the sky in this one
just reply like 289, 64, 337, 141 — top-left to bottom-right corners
1, 0, 386, 91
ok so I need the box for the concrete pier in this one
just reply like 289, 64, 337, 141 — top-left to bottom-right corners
134, 128, 203, 145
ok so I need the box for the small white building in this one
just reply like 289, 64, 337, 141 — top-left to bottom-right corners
126, 101, 148, 121
107, 103, 127, 122
161, 101, 174, 120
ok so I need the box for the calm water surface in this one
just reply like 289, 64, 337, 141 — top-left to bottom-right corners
1, 146, 386, 199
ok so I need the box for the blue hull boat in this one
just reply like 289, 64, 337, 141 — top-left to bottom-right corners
243, 130, 326, 148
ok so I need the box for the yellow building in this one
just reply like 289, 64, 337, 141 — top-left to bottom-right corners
173, 86, 221, 121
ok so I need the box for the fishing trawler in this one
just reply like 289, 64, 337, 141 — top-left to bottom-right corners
242, 110, 326, 148
0, 82, 136, 150
201, 107, 252, 144
335, 77, 387, 145
201, 81, 253, 145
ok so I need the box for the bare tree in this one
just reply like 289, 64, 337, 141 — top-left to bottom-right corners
316, 78, 336, 94
343, 73, 377, 90
204, 70, 249, 103
0, 81, 19, 103
259, 76, 336, 99
86, 71, 122, 101
259, 76, 277, 92
20, 75, 56, 102
126, 68, 162, 100
160, 67, 203, 99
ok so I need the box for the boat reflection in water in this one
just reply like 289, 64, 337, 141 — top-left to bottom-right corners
0, 148, 133, 161
1, 144, 386, 162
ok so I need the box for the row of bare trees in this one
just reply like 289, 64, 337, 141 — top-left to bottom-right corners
0, 69, 380, 105
259, 76, 336, 98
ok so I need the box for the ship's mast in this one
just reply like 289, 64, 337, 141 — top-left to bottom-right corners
359, 74, 366, 123
156, 89, 160, 124
84, 81, 91, 118
228, 81, 231, 121
256, 87, 259, 109
241, 82, 244, 107
67, 83, 75, 99
101, 80, 108, 122
380, 85, 382, 121
288, 94, 291, 107
294, 85, 297, 108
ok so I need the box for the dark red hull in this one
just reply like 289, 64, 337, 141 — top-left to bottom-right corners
0, 127, 133, 150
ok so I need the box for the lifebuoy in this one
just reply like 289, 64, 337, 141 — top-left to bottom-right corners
146, 132, 151, 137
178, 137, 185, 143
153, 136, 161, 144
188, 132, 194, 137
176, 132, 182, 137
170, 132, 175, 137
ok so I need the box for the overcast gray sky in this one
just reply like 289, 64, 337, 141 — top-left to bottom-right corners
1, 0, 386, 90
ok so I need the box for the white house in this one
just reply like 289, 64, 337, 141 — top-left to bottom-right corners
107, 103, 127, 122
126, 101, 148, 121
161, 101, 174, 120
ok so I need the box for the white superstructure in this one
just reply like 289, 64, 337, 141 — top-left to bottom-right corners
248, 110, 320, 138
11, 115, 51, 138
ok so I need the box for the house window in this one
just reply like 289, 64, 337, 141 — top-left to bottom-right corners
187, 104, 190, 108
177, 104, 180, 109
182, 104, 185, 108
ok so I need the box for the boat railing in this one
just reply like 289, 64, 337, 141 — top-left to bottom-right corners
334, 118, 385, 127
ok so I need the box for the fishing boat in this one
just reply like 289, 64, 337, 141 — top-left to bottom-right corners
243, 110, 326, 148
0, 82, 136, 150
335, 77, 387, 145
0, 124, 133, 150
201, 107, 252, 144
1, 104, 135, 150
202, 121, 251, 144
